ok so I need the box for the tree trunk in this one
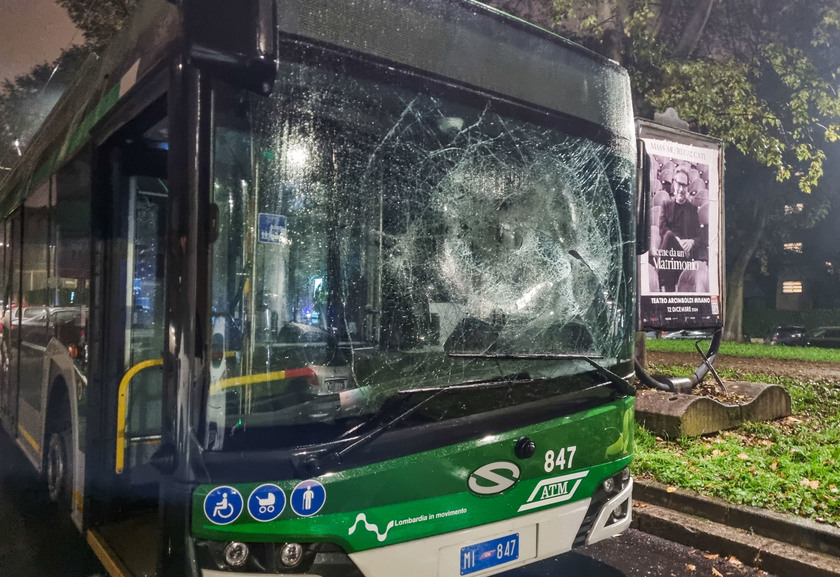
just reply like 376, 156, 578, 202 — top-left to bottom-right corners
723, 263, 746, 342
674, 0, 715, 58
723, 201, 768, 342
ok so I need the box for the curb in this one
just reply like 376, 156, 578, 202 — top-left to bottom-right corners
632, 479, 840, 576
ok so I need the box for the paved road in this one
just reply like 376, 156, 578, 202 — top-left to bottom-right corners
0, 426, 775, 577
535, 530, 778, 577
0, 427, 104, 576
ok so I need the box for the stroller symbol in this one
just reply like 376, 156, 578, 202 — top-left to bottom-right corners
257, 492, 275, 513
248, 484, 286, 521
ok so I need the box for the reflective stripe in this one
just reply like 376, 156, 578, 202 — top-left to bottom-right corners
87, 529, 131, 577
18, 424, 41, 455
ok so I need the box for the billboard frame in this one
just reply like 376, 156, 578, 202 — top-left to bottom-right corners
636, 119, 725, 332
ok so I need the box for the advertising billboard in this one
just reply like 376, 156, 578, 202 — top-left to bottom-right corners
637, 120, 724, 330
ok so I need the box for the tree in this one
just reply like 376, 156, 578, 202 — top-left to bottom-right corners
56, 0, 138, 50
0, 45, 92, 171
489, 0, 840, 340
0, 0, 137, 170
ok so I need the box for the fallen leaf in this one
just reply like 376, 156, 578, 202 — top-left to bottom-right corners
737, 453, 750, 460
728, 556, 743, 566
801, 478, 820, 489
712, 569, 723, 577
770, 460, 778, 471
686, 563, 696, 572
666, 486, 678, 493
703, 553, 719, 560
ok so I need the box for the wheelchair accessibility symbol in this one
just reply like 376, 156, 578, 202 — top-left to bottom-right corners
247, 484, 286, 522
203, 486, 244, 525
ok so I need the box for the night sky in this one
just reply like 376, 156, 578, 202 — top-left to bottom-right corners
0, 0, 79, 83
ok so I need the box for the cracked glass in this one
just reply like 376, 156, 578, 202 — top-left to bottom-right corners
204, 54, 634, 451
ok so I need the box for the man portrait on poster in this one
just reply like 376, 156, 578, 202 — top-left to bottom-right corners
657, 165, 708, 292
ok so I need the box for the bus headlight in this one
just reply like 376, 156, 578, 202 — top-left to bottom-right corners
196, 538, 363, 575
224, 541, 250, 567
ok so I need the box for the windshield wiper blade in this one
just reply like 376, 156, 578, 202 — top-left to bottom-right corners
447, 353, 635, 397
397, 374, 533, 395
447, 353, 603, 360
577, 356, 636, 397
302, 373, 532, 476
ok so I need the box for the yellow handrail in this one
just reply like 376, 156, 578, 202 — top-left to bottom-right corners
115, 358, 164, 474
209, 367, 316, 394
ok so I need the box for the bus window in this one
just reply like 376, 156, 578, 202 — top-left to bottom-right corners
18, 183, 50, 441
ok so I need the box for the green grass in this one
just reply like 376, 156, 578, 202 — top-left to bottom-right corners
646, 338, 840, 362
632, 366, 840, 526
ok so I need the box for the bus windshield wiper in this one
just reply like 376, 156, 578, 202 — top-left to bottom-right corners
447, 353, 635, 397
302, 373, 533, 476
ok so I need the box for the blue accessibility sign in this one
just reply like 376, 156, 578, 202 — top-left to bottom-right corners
290, 480, 326, 517
247, 484, 286, 522
257, 213, 286, 244
203, 486, 244, 525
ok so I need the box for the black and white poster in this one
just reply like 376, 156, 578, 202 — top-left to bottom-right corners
639, 134, 723, 330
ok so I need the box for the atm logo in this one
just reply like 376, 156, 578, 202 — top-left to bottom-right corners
517, 470, 588, 512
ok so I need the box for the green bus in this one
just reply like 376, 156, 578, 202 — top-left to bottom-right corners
0, 0, 638, 575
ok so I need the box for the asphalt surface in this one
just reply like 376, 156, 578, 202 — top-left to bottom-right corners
0, 425, 790, 577
568, 529, 778, 577
0, 427, 104, 576
515, 530, 780, 577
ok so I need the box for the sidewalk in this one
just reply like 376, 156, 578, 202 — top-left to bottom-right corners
632, 479, 840, 577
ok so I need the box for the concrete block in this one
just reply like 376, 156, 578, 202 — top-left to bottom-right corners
635, 381, 791, 437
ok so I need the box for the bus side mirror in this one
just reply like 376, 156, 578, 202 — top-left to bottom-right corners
182, 0, 278, 96
636, 139, 651, 255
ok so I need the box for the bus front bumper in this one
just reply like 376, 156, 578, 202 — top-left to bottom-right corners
199, 479, 632, 577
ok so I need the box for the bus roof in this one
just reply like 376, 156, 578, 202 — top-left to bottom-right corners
0, 0, 178, 219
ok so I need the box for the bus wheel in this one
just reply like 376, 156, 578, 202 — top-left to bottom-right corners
46, 428, 72, 504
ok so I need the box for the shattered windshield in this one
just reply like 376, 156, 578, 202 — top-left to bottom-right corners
204, 53, 634, 451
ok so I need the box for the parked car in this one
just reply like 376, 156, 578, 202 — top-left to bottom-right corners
763, 325, 806, 346
8, 306, 86, 361
804, 326, 840, 349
